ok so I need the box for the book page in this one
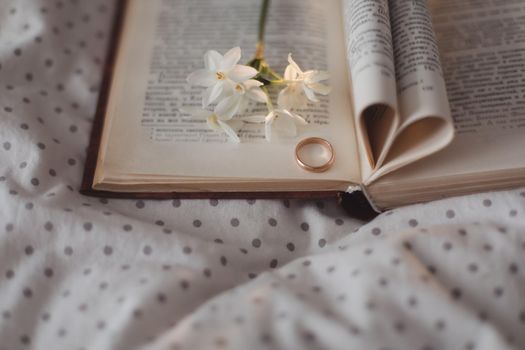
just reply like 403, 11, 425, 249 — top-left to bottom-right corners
342, 0, 455, 184
372, 0, 525, 191
342, 0, 399, 172
95, 0, 361, 188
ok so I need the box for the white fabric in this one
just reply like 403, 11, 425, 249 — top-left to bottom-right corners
1, 1, 525, 350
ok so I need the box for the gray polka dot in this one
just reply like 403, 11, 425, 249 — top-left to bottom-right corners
24, 246, 34, 255
252, 239, 262, 248
83, 222, 93, 231
209, 199, 218, 206
135, 200, 145, 209
509, 263, 519, 274
23, 288, 33, 298
20, 335, 31, 345
180, 280, 190, 290
286, 242, 295, 252
103, 246, 113, 256
25, 202, 34, 210
143, 245, 152, 255
3, 142, 11, 151
335, 218, 344, 226
230, 218, 240, 227
451, 288, 462, 300
123, 224, 132, 232
44, 221, 53, 231
318, 239, 327, 248
5, 270, 15, 279
268, 218, 277, 227
172, 199, 181, 207
44, 268, 54, 278
468, 263, 478, 273
483, 199, 492, 207
300, 222, 309, 231
269, 259, 278, 268
409, 219, 418, 227
494, 287, 504, 297
193, 220, 202, 228
371, 227, 381, 235
446, 210, 456, 219
220, 256, 227, 266
183, 246, 192, 254
157, 293, 167, 303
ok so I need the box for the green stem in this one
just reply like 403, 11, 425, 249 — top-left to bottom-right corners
255, 0, 270, 58
258, 0, 270, 44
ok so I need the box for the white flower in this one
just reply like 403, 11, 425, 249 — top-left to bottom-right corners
187, 47, 258, 108
182, 107, 242, 143
246, 107, 308, 143
214, 80, 268, 120
278, 54, 331, 110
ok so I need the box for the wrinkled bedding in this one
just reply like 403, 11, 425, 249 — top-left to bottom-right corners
1, 1, 525, 349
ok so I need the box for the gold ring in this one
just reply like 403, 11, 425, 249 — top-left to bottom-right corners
295, 137, 335, 173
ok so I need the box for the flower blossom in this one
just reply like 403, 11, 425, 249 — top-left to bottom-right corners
246, 105, 308, 142
278, 54, 331, 110
182, 107, 243, 143
215, 79, 268, 119
186, 47, 258, 108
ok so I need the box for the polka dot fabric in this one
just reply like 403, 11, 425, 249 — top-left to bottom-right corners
1, 1, 525, 350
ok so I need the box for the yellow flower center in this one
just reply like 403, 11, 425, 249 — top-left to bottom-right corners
235, 84, 244, 93
216, 72, 226, 80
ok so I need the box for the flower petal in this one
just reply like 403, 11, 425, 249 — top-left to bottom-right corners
180, 107, 213, 119
228, 65, 258, 83
303, 85, 319, 103
187, 69, 216, 87
308, 82, 331, 95
273, 113, 297, 137
283, 64, 300, 81
202, 83, 224, 107
218, 120, 241, 143
243, 79, 264, 89
204, 50, 223, 71
214, 95, 242, 120
265, 121, 273, 142
305, 70, 330, 83
220, 47, 242, 71
246, 88, 268, 103
278, 86, 301, 110
242, 115, 267, 123
287, 54, 304, 75
290, 111, 309, 126
207, 115, 221, 130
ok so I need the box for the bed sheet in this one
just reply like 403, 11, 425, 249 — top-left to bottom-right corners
1, 1, 525, 349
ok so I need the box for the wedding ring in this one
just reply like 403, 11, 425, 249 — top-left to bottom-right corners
295, 137, 335, 173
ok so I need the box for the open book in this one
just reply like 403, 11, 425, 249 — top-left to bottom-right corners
82, 0, 525, 211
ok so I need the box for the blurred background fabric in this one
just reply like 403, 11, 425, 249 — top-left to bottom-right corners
0, 1, 525, 349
